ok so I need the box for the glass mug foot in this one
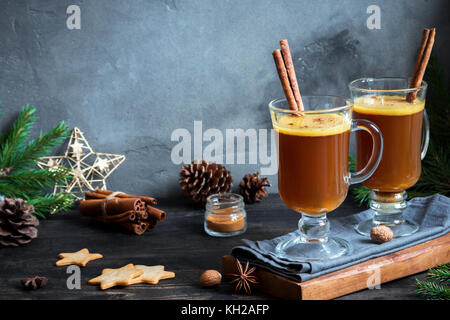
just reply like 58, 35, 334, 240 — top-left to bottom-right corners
275, 235, 351, 262
355, 191, 419, 238
354, 218, 419, 238
275, 215, 352, 262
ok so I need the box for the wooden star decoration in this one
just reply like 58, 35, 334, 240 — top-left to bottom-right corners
56, 248, 103, 267
37, 127, 125, 200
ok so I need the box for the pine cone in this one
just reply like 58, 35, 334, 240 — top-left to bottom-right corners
21, 276, 48, 290
0, 197, 39, 247
239, 172, 271, 204
179, 160, 233, 205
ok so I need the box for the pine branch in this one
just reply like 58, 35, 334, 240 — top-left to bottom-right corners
0, 105, 36, 169
352, 185, 371, 206
415, 264, 450, 300
9, 121, 69, 171
0, 104, 73, 216
415, 279, 450, 300
0, 167, 71, 192
427, 264, 450, 282
25, 192, 74, 216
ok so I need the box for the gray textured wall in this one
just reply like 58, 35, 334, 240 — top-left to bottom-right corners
1, 0, 449, 199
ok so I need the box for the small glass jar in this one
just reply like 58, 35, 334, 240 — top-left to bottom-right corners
204, 193, 247, 237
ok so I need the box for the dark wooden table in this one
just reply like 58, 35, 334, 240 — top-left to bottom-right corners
0, 194, 426, 300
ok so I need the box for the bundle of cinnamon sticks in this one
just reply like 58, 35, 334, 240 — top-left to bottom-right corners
79, 189, 166, 235
407, 28, 436, 102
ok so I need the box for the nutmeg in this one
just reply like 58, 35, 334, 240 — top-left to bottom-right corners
370, 225, 394, 244
200, 269, 222, 287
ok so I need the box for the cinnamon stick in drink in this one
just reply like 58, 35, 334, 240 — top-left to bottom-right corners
273, 49, 298, 110
407, 28, 436, 102
280, 39, 304, 110
410, 29, 430, 85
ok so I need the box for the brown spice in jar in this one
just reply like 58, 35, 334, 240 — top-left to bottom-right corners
206, 207, 245, 233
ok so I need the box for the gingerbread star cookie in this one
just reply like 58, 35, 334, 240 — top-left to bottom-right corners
56, 248, 103, 267
88, 264, 144, 290
129, 265, 175, 285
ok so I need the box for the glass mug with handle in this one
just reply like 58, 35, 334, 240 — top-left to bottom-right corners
349, 78, 430, 237
269, 95, 383, 261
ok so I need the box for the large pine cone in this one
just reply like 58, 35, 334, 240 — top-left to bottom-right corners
239, 172, 271, 204
0, 197, 39, 247
179, 160, 233, 205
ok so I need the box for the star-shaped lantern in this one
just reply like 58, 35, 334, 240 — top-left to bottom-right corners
37, 127, 126, 200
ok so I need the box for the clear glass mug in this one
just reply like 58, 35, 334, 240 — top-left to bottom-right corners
349, 78, 430, 237
269, 96, 383, 261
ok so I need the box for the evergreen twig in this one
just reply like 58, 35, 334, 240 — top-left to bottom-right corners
415, 264, 450, 300
427, 263, 450, 282
0, 105, 74, 217
415, 280, 450, 300
26, 192, 74, 218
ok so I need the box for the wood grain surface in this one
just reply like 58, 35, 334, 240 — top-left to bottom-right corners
0, 194, 438, 300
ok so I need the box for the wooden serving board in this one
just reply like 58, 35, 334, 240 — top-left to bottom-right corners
222, 232, 450, 300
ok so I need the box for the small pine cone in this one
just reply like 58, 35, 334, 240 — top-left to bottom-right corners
21, 276, 48, 290
239, 172, 271, 204
0, 197, 39, 247
179, 160, 233, 205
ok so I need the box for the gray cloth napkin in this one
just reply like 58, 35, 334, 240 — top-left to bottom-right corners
231, 194, 450, 282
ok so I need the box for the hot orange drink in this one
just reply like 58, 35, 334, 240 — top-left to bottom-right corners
269, 95, 382, 261
275, 113, 351, 215
353, 95, 425, 192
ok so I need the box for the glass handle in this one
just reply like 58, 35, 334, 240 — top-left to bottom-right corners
350, 119, 384, 185
421, 109, 430, 160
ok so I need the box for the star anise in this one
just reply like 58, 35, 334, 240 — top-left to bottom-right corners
227, 259, 258, 295
21, 276, 48, 290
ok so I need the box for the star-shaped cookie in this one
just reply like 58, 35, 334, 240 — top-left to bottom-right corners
88, 264, 144, 290
129, 265, 175, 285
56, 248, 103, 267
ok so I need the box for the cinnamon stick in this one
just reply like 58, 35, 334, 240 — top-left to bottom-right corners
79, 198, 142, 217
146, 205, 166, 222
94, 189, 158, 205
407, 28, 436, 102
273, 49, 298, 110
91, 210, 135, 222
121, 221, 147, 235
280, 39, 304, 110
